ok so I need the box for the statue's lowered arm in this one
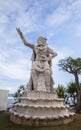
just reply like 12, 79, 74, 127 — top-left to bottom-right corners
16, 27, 34, 49
47, 47, 57, 61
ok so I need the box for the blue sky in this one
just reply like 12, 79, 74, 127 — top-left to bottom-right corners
0, 0, 81, 93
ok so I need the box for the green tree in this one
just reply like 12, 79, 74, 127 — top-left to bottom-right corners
58, 57, 81, 113
67, 82, 76, 95
56, 84, 66, 98
66, 81, 77, 105
14, 85, 26, 101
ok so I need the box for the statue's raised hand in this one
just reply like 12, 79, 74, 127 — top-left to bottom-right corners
16, 27, 23, 39
16, 27, 34, 48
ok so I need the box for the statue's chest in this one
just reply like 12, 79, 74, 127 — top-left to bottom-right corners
35, 48, 48, 56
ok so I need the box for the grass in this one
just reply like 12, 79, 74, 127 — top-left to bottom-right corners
0, 112, 81, 130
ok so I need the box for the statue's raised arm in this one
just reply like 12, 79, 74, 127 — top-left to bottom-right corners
16, 27, 34, 49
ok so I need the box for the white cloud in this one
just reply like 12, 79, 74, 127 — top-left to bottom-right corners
52, 47, 74, 75
51, 47, 74, 86
0, 59, 29, 80
46, 7, 70, 28
68, 0, 81, 15
0, 46, 31, 80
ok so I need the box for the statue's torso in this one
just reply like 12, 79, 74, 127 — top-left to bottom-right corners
32, 46, 50, 71
34, 46, 48, 61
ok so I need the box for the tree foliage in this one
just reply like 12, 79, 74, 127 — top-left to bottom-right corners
66, 81, 77, 105
58, 56, 81, 113
58, 57, 81, 75
67, 82, 77, 95
56, 84, 66, 98
14, 85, 26, 101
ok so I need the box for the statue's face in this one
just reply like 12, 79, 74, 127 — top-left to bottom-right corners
38, 44, 45, 48
38, 40, 46, 46
37, 41, 46, 48
37, 41, 47, 51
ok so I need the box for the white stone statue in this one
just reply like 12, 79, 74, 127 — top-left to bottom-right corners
16, 28, 57, 92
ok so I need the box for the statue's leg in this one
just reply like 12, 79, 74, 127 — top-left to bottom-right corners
44, 69, 50, 92
31, 70, 38, 90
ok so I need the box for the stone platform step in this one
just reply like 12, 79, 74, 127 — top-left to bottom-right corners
22, 90, 58, 99
11, 110, 75, 119
20, 98, 64, 106
12, 105, 69, 117
10, 90, 75, 126
14, 103, 68, 108
10, 110, 75, 126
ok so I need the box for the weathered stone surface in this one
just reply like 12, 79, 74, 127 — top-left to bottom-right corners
16, 28, 57, 92
10, 30, 75, 126
10, 112, 75, 126
10, 91, 75, 126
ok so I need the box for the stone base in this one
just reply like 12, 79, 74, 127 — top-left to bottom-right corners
10, 113, 75, 126
10, 90, 75, 126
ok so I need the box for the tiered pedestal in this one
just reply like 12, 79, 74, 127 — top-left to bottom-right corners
10, 90, 75, 126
